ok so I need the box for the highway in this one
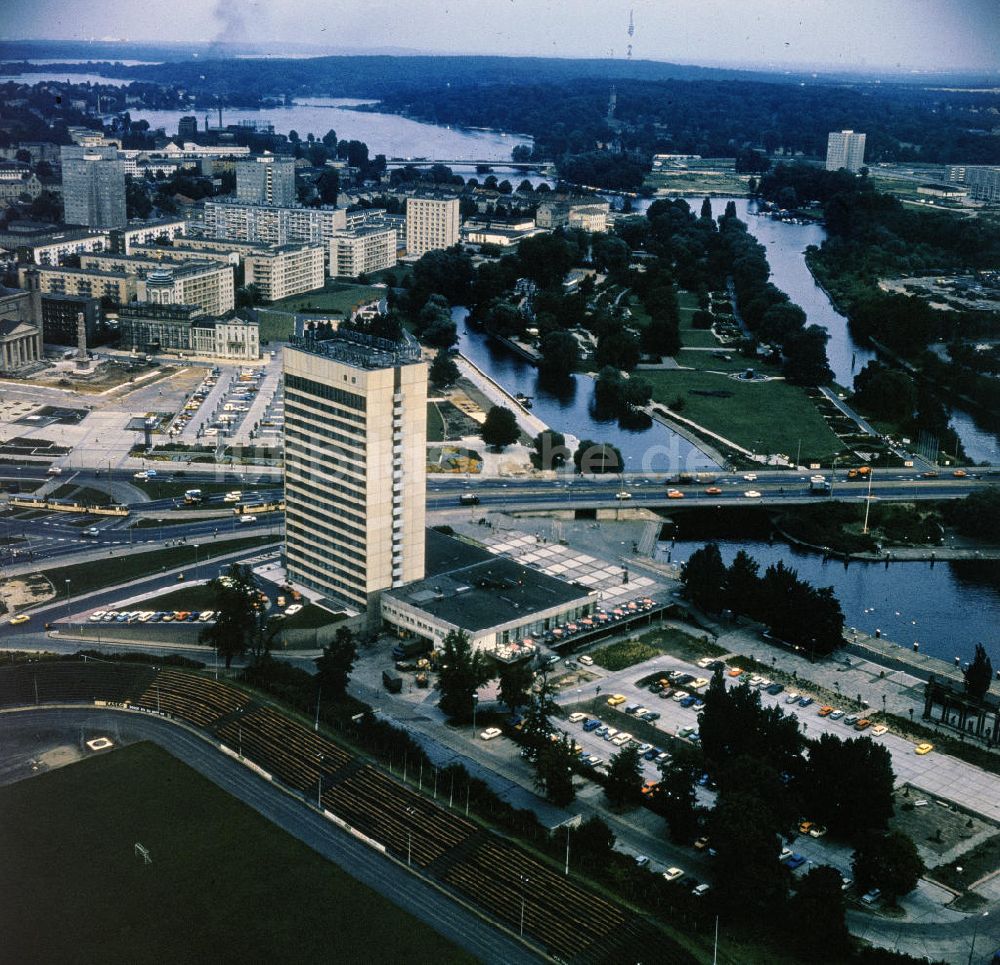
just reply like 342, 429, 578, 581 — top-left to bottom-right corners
0, 707, 543, 965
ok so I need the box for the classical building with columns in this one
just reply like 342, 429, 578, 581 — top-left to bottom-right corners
0, 287, 43, 373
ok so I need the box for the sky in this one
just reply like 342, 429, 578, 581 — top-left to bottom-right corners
3, 0, 999, 73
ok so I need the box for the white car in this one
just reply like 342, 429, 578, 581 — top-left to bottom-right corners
567, 712, 587, 723
744, 490, 762, 499
611, 733, 633, 746
479, 727, 502, 741
89, 610, 106, 622
199, 611, 215, 622
223, 492, 242, 503
616, 491, 632, 500
743, 472, 758, 481
662, 867, 684, 882
697, 656, 715, 668
672, 690, 690, 702
284, 603, 303, 615
133, 471, 148, 480
578, 654, 594, 666
828, 709, 844, 720
239, 515, 257, 524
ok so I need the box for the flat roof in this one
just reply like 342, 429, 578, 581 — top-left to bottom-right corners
386, 535, 591, 634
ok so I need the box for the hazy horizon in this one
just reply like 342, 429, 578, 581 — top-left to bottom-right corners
2, 0, 998, 74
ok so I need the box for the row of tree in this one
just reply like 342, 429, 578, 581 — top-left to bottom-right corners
682, 543, 845, 655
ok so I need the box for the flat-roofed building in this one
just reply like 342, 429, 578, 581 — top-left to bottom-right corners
568, 202, 610, 233
283, 328, 427, 610
191, 317, 260, 359
826, 130, 867, 173
61, 144, 127, 229
244, 243, 325, 301
329, 225, 397, 278
405, 195, 459, 257
203, 199, 346, 246
236, 154, 297, 206
15, 229, 110, 265
135, 263, 235, 317
19, 264, 137, 303
110, 218, 187, 254
118, 302, 259, 359
39, 292, 103, 345
381, 531, 595, 655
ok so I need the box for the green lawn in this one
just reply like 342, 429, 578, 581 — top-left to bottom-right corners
39, 535, 276, 597
427, 400, 445, 443
49, 484, 114, 505
677, 290, 719, 349
644, 369, 842, 462
0, 743, 474, 965
131, 480, 236, 500
272, 282, 382, 316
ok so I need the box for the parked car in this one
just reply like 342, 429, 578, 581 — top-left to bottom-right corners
583, 719, 601, 731
479, 727, 502, 741
672, 691, 690, 702
829, 709, 844, 720
692, 883, 711, 897
766, 683, 785, 695
855, 718, 872, 731
567, 712, 587, 723
861, 888, 882, 905
578, 654, 594, 666
785, 692, 800, 704
784, 854, 807, 871
818, 706, 834, 717
844, 714, 859, 726
915, 742, 934, 755
662, 867, 684, 882
607, 694, 627, 706
871, 724, 889, 737
798, 696, 814, 707
641, 711, 661, 722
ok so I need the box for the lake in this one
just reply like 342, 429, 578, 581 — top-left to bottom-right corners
128, 99, 529, 162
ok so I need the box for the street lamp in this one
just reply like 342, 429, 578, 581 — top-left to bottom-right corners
968, 911, 988, 965
192, 543, 200, 576
471, 692, 479, 738
64, 579, 71, 625
406, 806, 416, 866
519, 874, 530, 937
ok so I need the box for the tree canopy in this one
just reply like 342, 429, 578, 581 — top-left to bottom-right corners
480, 405, 520, 449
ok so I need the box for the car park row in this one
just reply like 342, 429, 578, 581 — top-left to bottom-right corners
88, 609, 215, 624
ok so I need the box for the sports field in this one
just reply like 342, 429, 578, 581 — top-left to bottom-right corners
0, 742, 474, 964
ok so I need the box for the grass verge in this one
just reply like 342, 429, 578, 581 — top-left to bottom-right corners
0, 742, 474, 965
38, 536, 276, 598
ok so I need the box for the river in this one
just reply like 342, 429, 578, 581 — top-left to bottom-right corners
655, 537, 999, 667
127, 99, 528, 162
455, 307, 719, 473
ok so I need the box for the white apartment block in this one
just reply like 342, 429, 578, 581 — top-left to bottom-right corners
16, 230, 110, 265
244, 243, 325, 301
946, 165, 1000, 202
112, 219, 187, 254
136, 263, 236, 317
826, 130, 867, 173
203, 200, 347, 246
329, 226, 397, 278
283, 330, 427, 610
405, 196, 460, 257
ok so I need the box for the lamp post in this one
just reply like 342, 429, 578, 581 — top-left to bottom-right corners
519, 874, 529, 937
192, 543, 199, 577
472, 692, 479, 739
406, 806, 416, 867
968, 911, 988, 965
64, 579, 71, 625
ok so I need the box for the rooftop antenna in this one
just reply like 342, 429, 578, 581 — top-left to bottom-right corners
628, 9, 635, 37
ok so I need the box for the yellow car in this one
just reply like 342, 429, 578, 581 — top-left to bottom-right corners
9, 614, 30, 625
915, 742, 934, 755
667, 489, 685, 499
607, 694, 627, 707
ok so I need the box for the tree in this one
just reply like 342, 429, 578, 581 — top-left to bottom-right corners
710, 789, 788, 921
480, 405, 520, 449
852, 830, 925, 902
723, 549, 761, 618
964, 643, 994, 701
533, 430, 569, 470
423, 317, 458, 349
573, 439, 622, 474
199, 564, 263, 668
497, 660, 535, 714
595, 331, 641, 371
700, 197, 713, 220
429, 350, 460, 388
438, 630, 491, 721
521, 676, 558, 747
784, 325, 834, 386
315, 168, 339, 206
604, 744, 643, 809
321, 128, 338, 148
786, 866, 850, 958
534, 734, 577, 806
516, 233, 575, 289
538, 330, 579, 378
681, 543, 727, 612
314, 626, 356, 699
802, 734, 895, 835
572, 816, 616, 874
657, 744, 700, 843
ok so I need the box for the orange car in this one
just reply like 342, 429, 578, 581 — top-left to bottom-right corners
855, 718, 872, 731
952, 469, 967, 478
818, 705, 833, 717
705, 486, 722, 495
667, 489, 685, 499
727, 667, 743, 677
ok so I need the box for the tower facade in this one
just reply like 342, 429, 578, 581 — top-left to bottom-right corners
405, 196, 460, 258
236, 154, 297, 206
283, 329, 427, 610
825, 130, 867, 173
60, 145, 127, 229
